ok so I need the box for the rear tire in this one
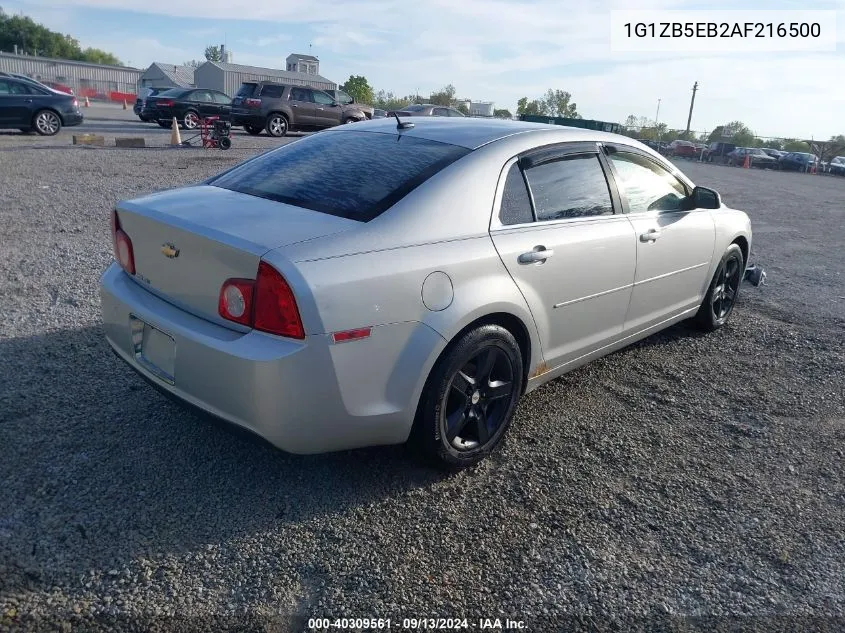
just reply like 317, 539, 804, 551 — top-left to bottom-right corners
33, 110, 61, 136
409, 325, 523, 470
693, 244, 744, 332
266, 114, 288, 137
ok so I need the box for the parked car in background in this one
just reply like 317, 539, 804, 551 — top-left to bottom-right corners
0, 77, 82, 135
324, 89, 374, 120
372, 108, 387, 119
387, 104, 466, 117
135, 87, 170, 121
141, 88, 231, 129
668, 139, 696, 158
726, 147, 778, 169
703, 142, 737, 163
231, 81, 370, 137
778, 152, 819, 172
100, 118, 753, 469
828, 156, 845, 176
0, 71, 73, 95
760, 148, 785, 160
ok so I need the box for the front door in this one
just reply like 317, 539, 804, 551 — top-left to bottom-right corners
312, 90, 343, 128
605, 148, 716, 333
288, 87, 316, 127
489, 144, 637, 369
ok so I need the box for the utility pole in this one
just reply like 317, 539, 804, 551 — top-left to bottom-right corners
685, 81, 698, 137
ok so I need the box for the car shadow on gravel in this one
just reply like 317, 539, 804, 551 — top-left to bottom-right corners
0, 325, 446, 580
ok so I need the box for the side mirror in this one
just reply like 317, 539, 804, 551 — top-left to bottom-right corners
690, 186, 721, 210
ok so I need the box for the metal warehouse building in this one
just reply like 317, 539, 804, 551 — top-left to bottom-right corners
0, 52, 141, 101
138, 63, 196, 90
194, 61, 336, 97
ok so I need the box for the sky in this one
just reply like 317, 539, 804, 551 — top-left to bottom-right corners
3, 0, 844, 139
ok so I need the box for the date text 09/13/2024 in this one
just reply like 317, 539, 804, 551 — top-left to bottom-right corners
307, 618, 527, 630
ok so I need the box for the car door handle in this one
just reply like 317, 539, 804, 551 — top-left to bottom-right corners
292, 104, 299, 108
640, 229, 662, 242
317, 107, 324, 110
518, 248, 554, 264
23, 99, 33, 103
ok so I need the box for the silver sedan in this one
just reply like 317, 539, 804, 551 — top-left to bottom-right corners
100, 118, 753, 469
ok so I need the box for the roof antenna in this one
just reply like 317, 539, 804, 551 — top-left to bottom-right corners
394, 111, 414, 130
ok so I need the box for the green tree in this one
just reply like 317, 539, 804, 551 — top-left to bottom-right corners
493, 108, 512, 119
516, 97, 549, 116
184, 60, 201, 68
707, 121, 755, 146
542, 88, 579, 118
783, 139, 810, 152
340, 75, 374, 105
372, 89, 420, 111
429, 84, 456, 107
0, 8, 122, 64
457, 102, 469, 115
204, 45, 222, 62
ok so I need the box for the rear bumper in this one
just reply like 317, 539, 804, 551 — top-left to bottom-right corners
99, 263, 443, 454
63, 112, 84, 126
231, 111, 264, 127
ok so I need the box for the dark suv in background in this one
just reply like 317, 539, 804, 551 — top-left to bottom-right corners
231, 82, 371, 137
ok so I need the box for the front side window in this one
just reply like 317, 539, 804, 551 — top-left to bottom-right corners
609, 152, 687, 213
522, 153, 614, 221
336, 90, 353, 104
313, 91, 334, 105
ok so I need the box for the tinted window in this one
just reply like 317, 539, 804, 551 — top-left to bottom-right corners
212, 91, 231, 104
335, 90, 353, 104
259, 84, 284, 98
0, 80, 12, 95
210, 131, 470, 222
237, 83, 258, 97
433, 108, 449, 116
404, 105, 426, 112
192, 90, 213, 102
290, 87, 311, 102
157, 88, 190, 99
499, 163, 534, 226
313, 91, 334, 105
610, 152, 687, 213
523, 154, 614, 221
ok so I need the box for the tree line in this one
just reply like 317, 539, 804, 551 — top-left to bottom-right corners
0, 8, 121, 65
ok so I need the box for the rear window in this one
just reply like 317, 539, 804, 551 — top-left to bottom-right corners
157, 88, 190, 98
210, 131, 470, 222
236, 83, 258, 98
403, 105, 426, 112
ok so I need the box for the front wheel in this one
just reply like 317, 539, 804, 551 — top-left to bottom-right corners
33, 110, 62, 136
693, 244, 744, 332
410, 325, 524, 470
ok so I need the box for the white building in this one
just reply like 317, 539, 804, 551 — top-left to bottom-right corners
470, 101, 495, 117
285, 53, 320, 75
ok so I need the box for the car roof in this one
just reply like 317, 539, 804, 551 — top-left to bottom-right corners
325, 117, 641, 151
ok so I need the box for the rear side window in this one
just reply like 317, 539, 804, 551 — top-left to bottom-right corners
210, 131, 470, 222
523, 154, 614, 221
236, 83, 258, 97
499, 163, 534, 226
260, 84, 285, 98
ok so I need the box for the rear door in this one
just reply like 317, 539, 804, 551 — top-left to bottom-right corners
604, 146, 716, 333
211, 91, 232, 117
288, 87, 316, 127
489, 143, 637, 369
312, 89, 343, 127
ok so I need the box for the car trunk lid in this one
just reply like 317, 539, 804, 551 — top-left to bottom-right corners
115, 185, 358, 326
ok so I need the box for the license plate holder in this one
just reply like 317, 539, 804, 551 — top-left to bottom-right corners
130, 315, 176, 384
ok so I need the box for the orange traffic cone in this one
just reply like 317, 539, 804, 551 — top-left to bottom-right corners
122, 99, 127, 110
84, 96, 90, 107
742, 153, 750, 169
170, 117, 182, 146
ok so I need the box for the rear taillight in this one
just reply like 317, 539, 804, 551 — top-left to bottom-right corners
111, 210, 135, 275
158, 99, 174, 107
244, 98, 261, 108
71, 98, 78, 108
218, 262, 304, 339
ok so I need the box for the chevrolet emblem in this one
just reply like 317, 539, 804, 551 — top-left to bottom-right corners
161, 243, 180, 259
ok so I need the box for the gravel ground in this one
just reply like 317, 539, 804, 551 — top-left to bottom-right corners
0, 137, 843, 633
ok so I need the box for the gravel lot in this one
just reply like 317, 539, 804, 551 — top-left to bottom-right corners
0, 132, 843, 632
